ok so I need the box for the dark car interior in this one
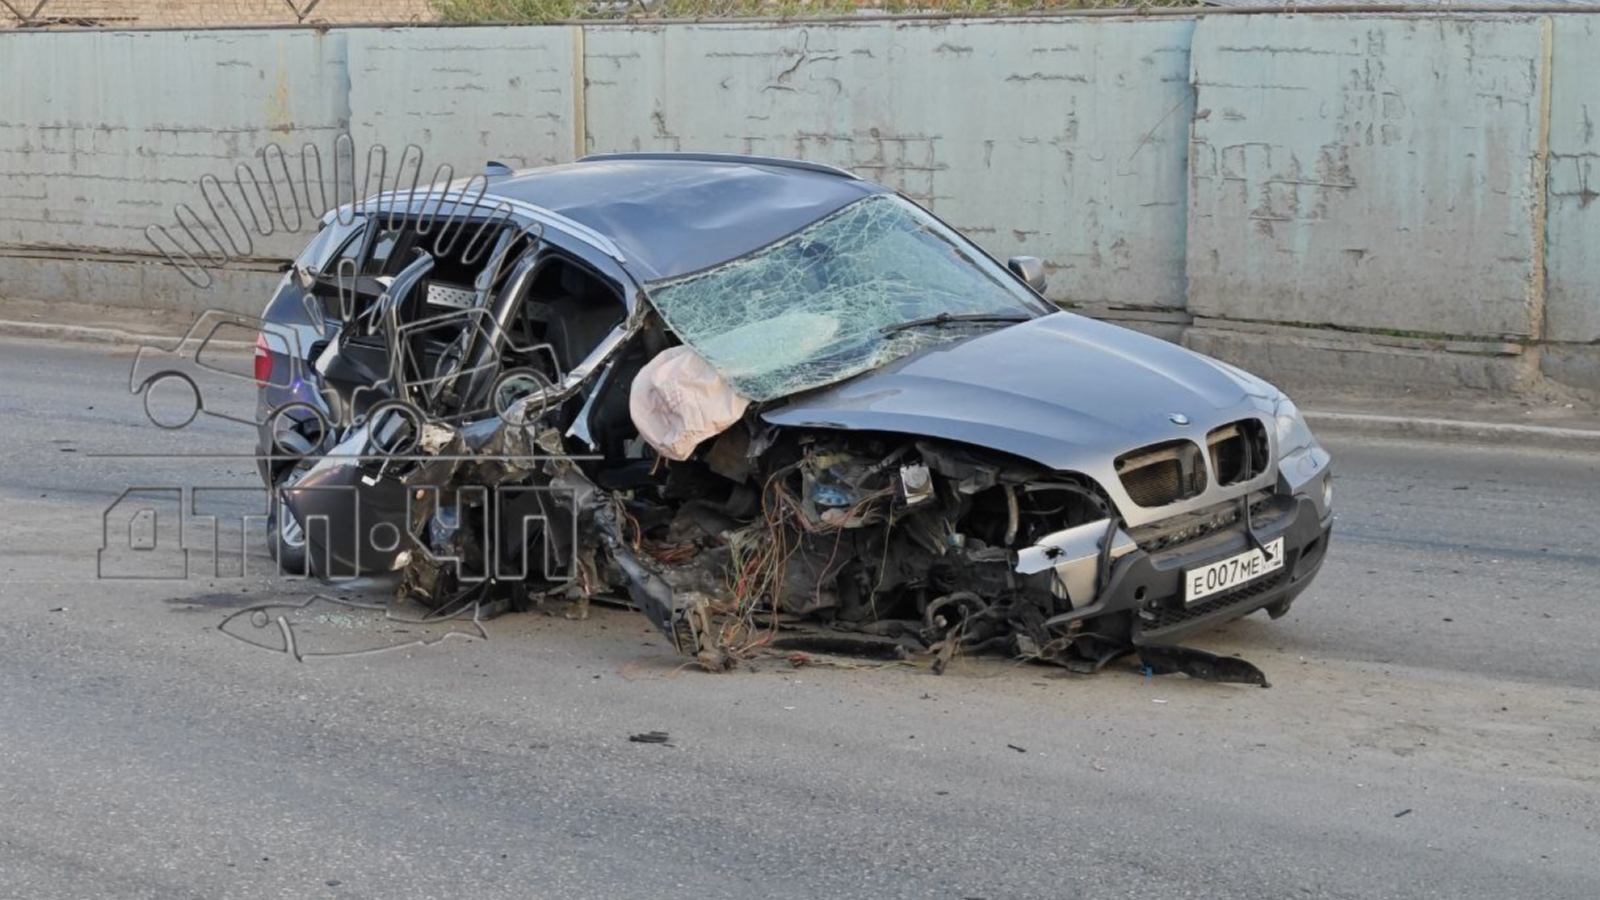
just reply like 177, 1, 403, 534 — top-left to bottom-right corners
295, 211, 691, 498
305, 219, 513, 409
510, 255, 672, 486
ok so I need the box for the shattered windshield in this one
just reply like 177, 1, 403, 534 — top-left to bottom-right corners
645, 194, 1048, 402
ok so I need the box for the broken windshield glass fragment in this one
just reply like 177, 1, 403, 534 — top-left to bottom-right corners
646, 194, 1044, 401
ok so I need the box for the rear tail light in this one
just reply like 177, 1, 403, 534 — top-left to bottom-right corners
254, 334, 272, 385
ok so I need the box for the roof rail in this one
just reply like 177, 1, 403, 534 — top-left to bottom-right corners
577, 152, 860, 181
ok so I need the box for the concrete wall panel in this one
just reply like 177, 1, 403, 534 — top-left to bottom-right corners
1546, 15, 1600, 344
345, 26, 580, 178
584, 19, 1196, 309
0, 29, 350, 258
1186, 16, 1548, 339
0, 256, 280, 319
2, 16, 1597, 395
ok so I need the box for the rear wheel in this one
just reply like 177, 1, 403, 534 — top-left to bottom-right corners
266, 467, 309, 574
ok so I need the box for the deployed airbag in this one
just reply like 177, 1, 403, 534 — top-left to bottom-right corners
629, 346, 750, 461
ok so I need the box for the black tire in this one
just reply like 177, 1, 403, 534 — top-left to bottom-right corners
266, 507, 308, 575
266, 468, 310, 575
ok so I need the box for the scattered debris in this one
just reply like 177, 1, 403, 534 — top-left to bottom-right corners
769, 634, 909, 661
1138, 645, 1271, 688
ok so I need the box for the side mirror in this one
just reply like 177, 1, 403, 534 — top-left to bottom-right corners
1007, 256, 1048, 294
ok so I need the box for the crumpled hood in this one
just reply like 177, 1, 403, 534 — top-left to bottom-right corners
761, 311, 1271, 472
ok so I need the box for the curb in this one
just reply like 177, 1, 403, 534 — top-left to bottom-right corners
0, 318, 172, 347
0, 317, 256, 352
1305, 410, 1600, 452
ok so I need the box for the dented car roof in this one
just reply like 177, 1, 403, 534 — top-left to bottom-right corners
480, 155, 888, 281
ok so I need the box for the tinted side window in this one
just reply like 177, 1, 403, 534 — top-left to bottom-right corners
293, 216, 366, 274
364, 227, 415, 277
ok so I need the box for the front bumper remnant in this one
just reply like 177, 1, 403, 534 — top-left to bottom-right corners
1039, 494, 1332, 646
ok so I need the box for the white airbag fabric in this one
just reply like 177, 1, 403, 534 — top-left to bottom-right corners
629, 346, 750, 461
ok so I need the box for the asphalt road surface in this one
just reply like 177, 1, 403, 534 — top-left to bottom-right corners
1, 336, 1596, 900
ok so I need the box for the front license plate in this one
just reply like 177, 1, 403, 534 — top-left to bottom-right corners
1184, 537, 1285, 603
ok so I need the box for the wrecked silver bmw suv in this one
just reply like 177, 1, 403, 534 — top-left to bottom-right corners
256, 153, 1333, 676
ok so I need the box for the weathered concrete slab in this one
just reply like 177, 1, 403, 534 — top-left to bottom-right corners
0, 253, 280, 318
1184, 322, 1540, 397
1545, 15, 1600, 344
1187, 15, 1548, 339
584, 19, 1196, 308
0, 17, 1592, 400
0, 30, 350, 260
345, 26, 581, 178
1540, 344, 1600, 398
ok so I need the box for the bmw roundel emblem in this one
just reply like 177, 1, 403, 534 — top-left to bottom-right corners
1168, 412, 1191, 426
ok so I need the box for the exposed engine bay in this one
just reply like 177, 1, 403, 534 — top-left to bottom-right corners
328, 398, 1295, 686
